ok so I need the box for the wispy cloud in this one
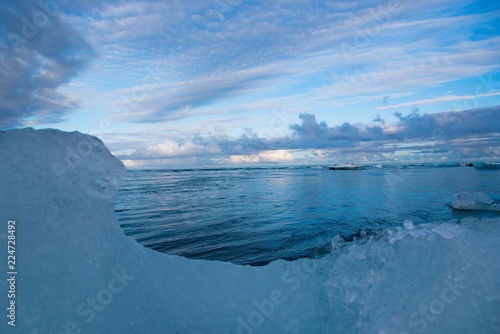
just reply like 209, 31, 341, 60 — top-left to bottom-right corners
112, 62, 295, 123
376, 91, 500, 110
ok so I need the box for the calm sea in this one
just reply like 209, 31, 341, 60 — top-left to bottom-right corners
115, 164, 499, 265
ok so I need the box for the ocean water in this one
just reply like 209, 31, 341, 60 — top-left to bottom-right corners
115, 164, 500, 266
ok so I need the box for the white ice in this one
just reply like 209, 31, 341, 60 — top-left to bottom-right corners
450, 191, 500, 211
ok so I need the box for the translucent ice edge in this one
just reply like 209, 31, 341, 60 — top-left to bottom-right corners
0, 129, 499, 334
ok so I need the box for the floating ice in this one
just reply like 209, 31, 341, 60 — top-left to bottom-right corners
474, 162, 500, 170
450, 191, 500, 211
0, 129, 499, 333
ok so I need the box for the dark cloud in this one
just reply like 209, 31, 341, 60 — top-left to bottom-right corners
391, 110, 440, 140
288, 106, 500, 159
289, 113, 329, 139
433, 106, 500, 138
288, 106, 500, 145
289, 112, 384, 146
389, 106, 500, 142
0, 0, 94, 129
372, 114, 385, 123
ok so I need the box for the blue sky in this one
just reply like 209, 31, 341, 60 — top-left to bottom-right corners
1, 0, 499, 167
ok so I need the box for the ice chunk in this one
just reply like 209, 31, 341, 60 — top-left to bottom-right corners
450, 191, 500, 211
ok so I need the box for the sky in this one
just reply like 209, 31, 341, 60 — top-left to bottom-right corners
1, 0, 499, 167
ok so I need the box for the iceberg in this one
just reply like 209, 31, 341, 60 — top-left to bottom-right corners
1, 128, 499, 333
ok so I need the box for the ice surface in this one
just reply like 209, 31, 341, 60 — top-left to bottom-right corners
450, 191, 500, 211
1, 128, 499, 333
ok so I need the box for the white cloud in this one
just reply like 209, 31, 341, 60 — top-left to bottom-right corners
229, 150, 294, 164
146, 139, 221, 158
311, 45, 500, 100
376, 91, 500, 110
121, 159, 145, 168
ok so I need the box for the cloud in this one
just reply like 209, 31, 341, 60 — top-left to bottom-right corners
229, 150, 294, 164
146, 138, 221, 158
71, 0, 499, 126
0, 0, 94, 129
121, 159, 145, 168
376, 91, 500, 110
373, 114, 385, 123
115, 106, 500, 164
289, 113, 330, 139
286, 107, 500, 160
291, 106, 500, 144
310, 43, 500, 101
289, 112, 384, 146
113, 63, 293, 123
